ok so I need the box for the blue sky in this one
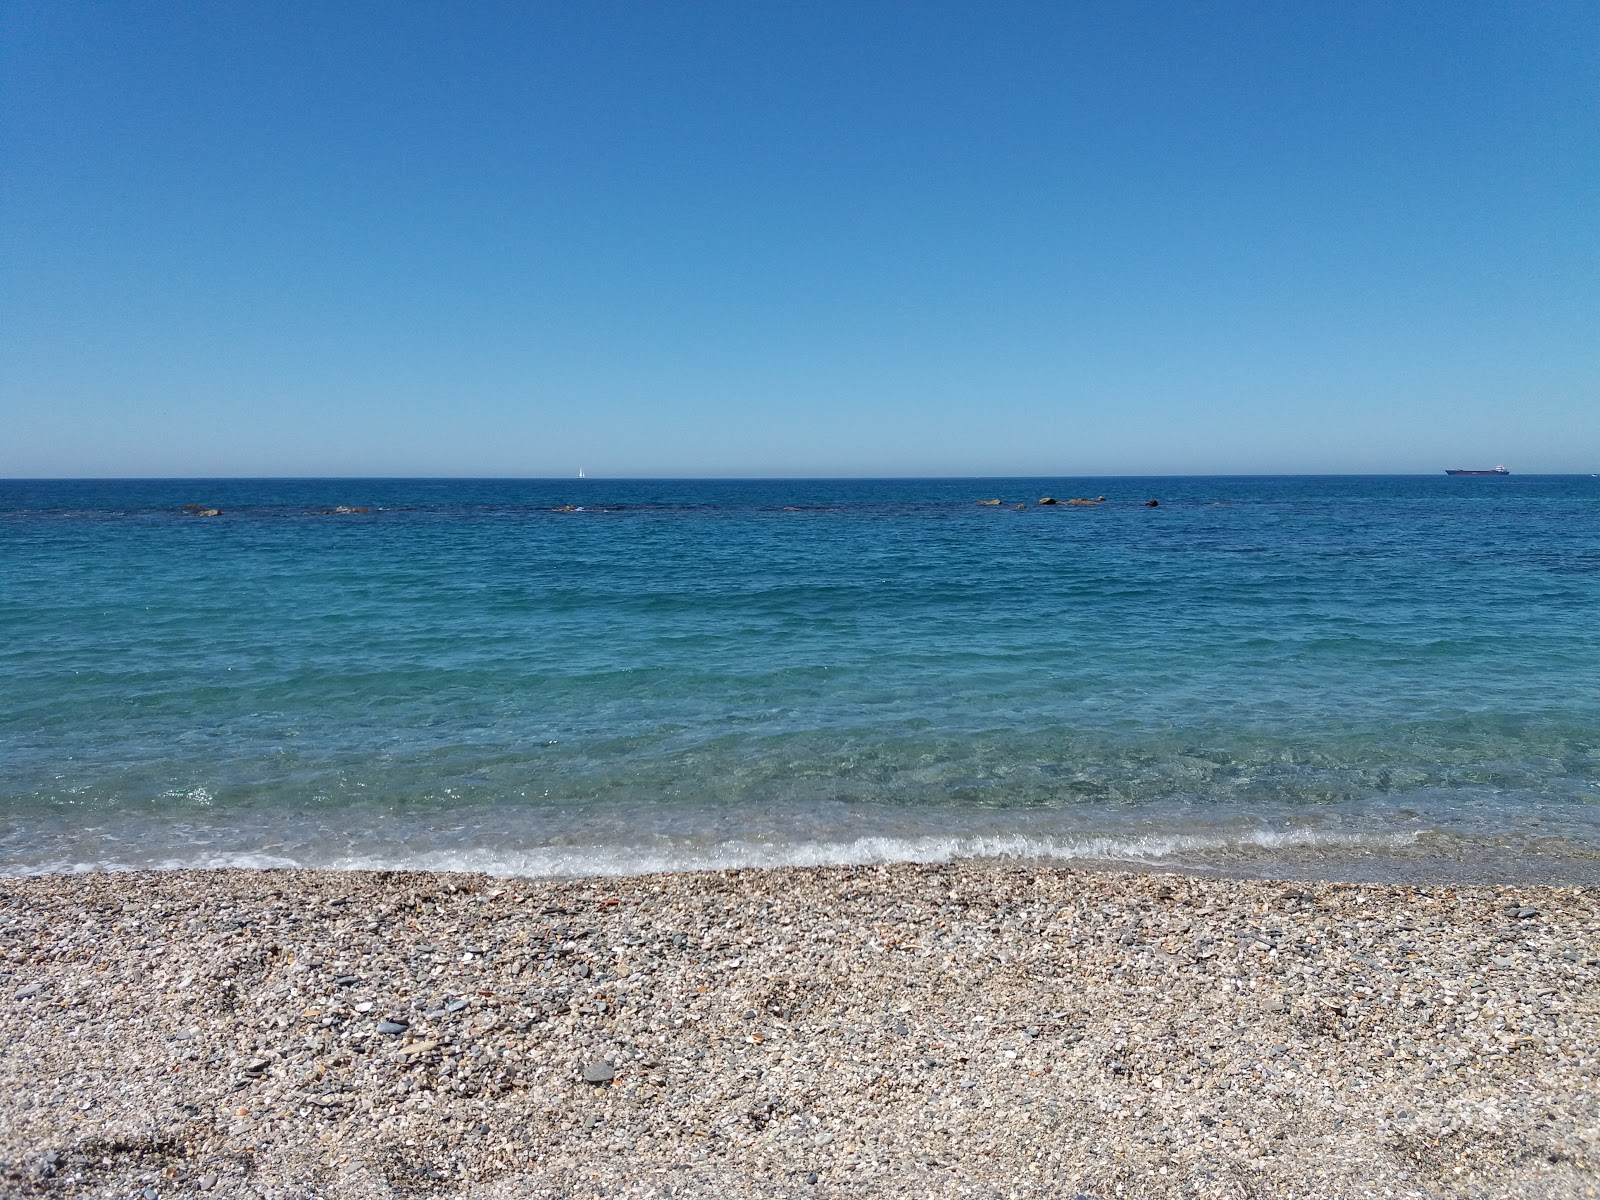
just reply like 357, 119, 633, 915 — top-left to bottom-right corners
2, 1, 1596, 476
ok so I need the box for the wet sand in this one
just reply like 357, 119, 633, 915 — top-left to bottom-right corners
2, 863, 1597, 1198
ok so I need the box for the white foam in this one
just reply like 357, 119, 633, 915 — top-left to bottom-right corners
5, 827, 1421, 879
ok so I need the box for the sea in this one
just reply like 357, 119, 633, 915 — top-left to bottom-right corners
3, 476, 1598, 883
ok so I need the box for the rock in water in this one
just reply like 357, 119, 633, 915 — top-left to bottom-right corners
975, 499, 1002, 506
1145, 499, 1159, 507
1037, 497, 1059, 505
582, 1060, 616, 1084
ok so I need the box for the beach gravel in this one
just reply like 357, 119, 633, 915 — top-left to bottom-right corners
1, 863, 1597, 1198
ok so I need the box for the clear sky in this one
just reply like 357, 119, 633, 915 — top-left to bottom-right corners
2, 1, 1596, 477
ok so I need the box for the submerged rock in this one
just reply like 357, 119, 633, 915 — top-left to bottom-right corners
976, 499, 1002, 506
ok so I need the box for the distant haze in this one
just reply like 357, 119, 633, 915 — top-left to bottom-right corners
2, 2, 1596, 477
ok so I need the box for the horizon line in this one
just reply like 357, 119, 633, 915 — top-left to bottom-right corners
2, 471, 1587, 483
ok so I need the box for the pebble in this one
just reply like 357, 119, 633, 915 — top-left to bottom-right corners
1, 864, 1595, 1200
13, 983, 42, 1000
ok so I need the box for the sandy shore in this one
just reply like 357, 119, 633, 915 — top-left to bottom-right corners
1, 864, 1597, 1199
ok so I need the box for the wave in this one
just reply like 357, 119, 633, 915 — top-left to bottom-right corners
7, 826, 1420, 879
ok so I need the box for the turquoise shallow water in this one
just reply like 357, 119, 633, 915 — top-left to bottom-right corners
3, 476, 1598, 881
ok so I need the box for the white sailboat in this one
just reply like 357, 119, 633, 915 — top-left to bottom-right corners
578, 468, 586, 479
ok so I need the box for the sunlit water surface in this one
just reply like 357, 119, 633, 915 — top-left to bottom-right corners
3, 476, 1597, 883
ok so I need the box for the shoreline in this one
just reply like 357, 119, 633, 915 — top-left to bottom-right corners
2, 863, 1597, 1198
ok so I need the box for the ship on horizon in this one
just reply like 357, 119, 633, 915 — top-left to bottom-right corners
1445, 465, 1509, 476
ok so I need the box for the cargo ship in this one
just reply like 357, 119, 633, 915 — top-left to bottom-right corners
1445, 466, 1509, 476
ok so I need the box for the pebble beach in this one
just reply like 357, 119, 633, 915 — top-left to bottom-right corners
2, 864, 1597, 1199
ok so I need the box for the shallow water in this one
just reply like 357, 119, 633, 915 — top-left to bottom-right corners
3, 475, 1598, 881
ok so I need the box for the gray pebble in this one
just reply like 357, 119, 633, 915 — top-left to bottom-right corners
14, 983, 42, 1000
376, 1020, 408, 1035
445, 997, 469, 1014
582, 1060, 616, 1084
198, 1174, 218, 1191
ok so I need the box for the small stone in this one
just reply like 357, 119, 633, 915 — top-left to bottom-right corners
198, 1175, 217, 1192
807, 1171, 819, 1185
14, 983, 42, 1000
243, 1059, 269, 1075
334, 975, 361, 986
445, 997, 469, 1014
376, 1020, 409, 1035
143, 1187, 160, 1200
1516, 907, 1539, 920
582, 1060, 616, 1084
573, 963, 590, 978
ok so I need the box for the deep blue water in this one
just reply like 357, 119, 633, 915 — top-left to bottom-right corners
3, 476, 1598, 881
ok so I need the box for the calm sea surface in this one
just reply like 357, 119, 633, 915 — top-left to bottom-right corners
3, 476, 1598, 882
